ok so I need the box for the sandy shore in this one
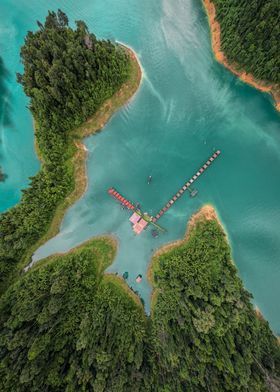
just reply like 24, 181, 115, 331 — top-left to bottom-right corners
75, 141, 88, 152
150, 204, 219, 263
64, 45, 142, 210
68, 45, 142, 219
74, 46, 142, 138
203, 0, 280, 112
255, 306, 264, 320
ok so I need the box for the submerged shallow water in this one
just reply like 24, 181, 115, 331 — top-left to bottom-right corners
0, 0, 280, 333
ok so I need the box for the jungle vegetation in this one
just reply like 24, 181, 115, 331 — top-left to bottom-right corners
0, 238, 148, 392
0, 10, 131, 289
149, 218, 280, 391
0, 218, 279, 391
211, 0, 280, 86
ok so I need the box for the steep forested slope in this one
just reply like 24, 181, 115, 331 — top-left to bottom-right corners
211, 0, 280, 86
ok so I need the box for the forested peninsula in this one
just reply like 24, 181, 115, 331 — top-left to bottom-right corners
0, 10, 141, 290
203, 0, 280, 111
1, 205, 279, 391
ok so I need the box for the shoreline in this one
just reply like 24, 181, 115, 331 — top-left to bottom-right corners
148, 204, 220, 277
148, 205, 278, 335
29, 234, 145, 310
255, 306, 264, 321
20, 45, 142, 270
30, 235, 118, 272
203, 0, 280, 112
105, 273, 144, 309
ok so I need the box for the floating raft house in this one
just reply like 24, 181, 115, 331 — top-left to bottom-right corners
133, 218, 148, 235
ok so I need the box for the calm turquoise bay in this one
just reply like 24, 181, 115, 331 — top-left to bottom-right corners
0, 0, 280, 333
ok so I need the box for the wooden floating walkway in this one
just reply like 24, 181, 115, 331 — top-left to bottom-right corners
107, 188, 135, 210
152, 150, 221, 223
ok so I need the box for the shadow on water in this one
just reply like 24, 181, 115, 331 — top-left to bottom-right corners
0, 56, 13, 129
0, 56, 13, 182
0, 166, 7, 182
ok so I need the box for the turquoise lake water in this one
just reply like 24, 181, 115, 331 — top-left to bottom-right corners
0, 0, 280, 333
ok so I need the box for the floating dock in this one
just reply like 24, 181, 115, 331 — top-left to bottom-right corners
152, 150, 221, 222
107, 188, 135, 210
107, 149, 221, 234
107, 188, 165, 234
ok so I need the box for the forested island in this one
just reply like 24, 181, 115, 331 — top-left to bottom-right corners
0, 8, 279, 392
203, 0, 280, 111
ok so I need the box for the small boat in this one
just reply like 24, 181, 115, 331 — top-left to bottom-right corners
136, 274, 142, 283
147, 175, 152, 184
190, 189, 198, 198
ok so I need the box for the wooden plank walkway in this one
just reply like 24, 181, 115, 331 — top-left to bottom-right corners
152, 150, 221, 222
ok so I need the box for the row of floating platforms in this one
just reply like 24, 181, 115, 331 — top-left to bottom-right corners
107, 188, 135, 210
107, 149, 221, 235
152, 150, 221, 223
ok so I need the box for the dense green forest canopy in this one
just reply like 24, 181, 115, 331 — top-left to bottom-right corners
17, 9, 129, 139
0, 10, 131, 290
149, 218, 280, 391
0, 238, 148, 392
1, 218, 279, 391
211, 0, 280, 86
